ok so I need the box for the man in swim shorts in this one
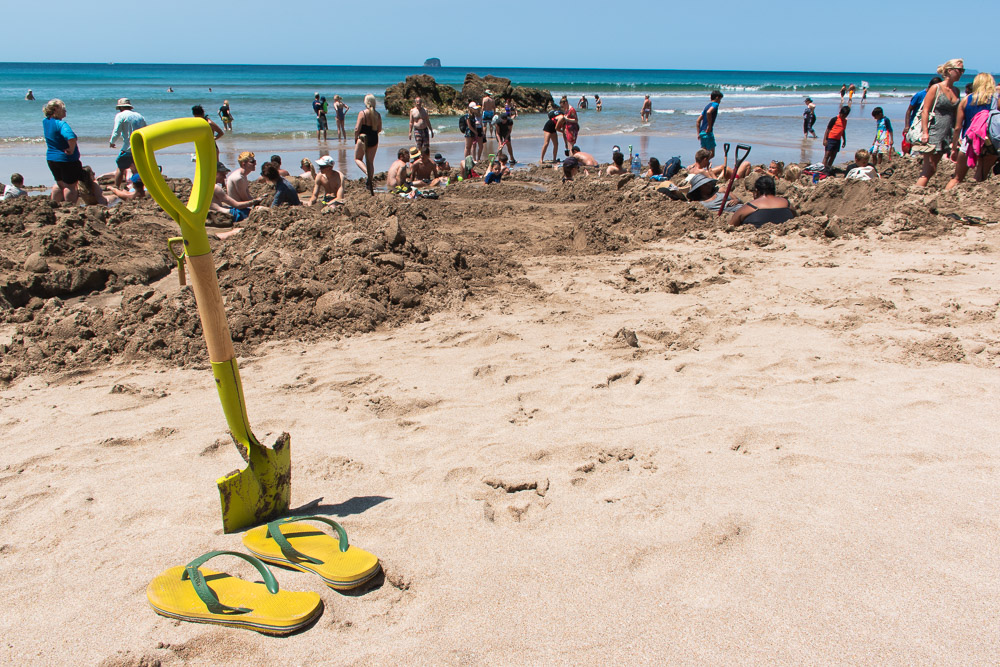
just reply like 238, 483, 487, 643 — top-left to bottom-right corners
482, 90, 496, 138
409, 96, 434, 152
696, 91, 722, 158
307, 155, 344, 204
641, 95, 652, 122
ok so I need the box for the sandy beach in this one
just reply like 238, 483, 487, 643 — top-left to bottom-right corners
2, 157, 999, 664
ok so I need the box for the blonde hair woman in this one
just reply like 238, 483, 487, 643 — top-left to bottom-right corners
915, 58, 963, 187
299, 157, 316, 180
354, 94, 382, 195
946, 71, 997, 189
42, 98, 84, 203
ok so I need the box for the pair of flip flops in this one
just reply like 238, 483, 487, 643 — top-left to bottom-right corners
147, 516, 381, 635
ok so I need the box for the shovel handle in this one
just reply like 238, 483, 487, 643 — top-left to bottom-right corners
717, 144, 752, 217
167, 236, 186, 287
187, 253, 235, 363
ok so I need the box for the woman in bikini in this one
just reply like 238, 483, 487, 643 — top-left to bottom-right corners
559, 96, 579, 157
354, 94, 382, 195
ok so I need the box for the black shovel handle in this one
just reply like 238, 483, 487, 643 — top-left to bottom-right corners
718, 144, 752, 217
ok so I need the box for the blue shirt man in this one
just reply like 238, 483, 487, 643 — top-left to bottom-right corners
109, 98, 147, 184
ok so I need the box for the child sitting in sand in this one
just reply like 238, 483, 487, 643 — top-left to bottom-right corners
109, 173, 146, 201
2, 173, 27, 200
846, 149, 879, 181
484, 161, 503, 184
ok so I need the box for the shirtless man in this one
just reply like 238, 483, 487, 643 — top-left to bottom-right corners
226, 151, 256, 203
387, 148, 411, 188
409, 147, 444, 187
408, 97, 434, 152
570, 145, 598, 167
641, 95, 652, 122
687, 148, 750, 181
307, 155, 344, 205
192, 105, 224, 140
604, 151, 626, 176
211, 162, 255, 222
481, 90, 496, 138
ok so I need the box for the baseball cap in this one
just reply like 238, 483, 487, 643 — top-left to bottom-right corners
409, 146, 420, 160
216, 161, 228, 172
129, 173, 143, 185
468, 102, 480, 110
116, 98, 133, 109
315, 155, 335, 168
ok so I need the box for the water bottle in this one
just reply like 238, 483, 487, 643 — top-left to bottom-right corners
630, 153, 642, 177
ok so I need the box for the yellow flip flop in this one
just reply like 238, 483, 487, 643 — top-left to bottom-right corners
147, 550, 322, 635
242, 516, 381, 591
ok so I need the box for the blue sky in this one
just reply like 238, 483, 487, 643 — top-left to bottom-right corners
2, 0, 994, 73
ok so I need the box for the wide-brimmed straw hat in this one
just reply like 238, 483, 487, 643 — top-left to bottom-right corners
116, 98, 133, 109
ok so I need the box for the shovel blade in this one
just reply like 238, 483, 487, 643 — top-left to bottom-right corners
217, 432, 291, 533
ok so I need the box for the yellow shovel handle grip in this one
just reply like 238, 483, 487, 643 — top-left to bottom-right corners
130, 118, 217, 257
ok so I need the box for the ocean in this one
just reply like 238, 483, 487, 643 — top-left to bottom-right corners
0, 63, 956, 187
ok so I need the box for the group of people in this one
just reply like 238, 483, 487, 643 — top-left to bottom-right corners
813, 58, 995, 190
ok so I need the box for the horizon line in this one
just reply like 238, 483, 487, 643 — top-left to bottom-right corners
0, 61, 936, 76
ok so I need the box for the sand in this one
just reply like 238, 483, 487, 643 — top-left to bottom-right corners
2, 158, 999, 664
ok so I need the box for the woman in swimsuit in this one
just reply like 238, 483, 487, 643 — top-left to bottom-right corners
915, 59, 963, 188
559, 96, 579, 157
333, 95, 350, 141
729, 175, 796, 227
541, 108, 562, 163
354, 94, 382, 195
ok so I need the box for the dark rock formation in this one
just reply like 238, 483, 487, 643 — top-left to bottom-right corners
384, 73, 555, 116
423, 58, 441, 67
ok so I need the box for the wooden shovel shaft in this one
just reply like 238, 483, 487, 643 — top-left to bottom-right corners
187, 252, 235, 363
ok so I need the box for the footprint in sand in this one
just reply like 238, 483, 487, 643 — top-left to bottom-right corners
480, 476, 550, 523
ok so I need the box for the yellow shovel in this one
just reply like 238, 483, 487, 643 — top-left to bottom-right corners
130, 119, 291, 533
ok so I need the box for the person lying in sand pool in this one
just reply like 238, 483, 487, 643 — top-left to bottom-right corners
299, 158, 316, 180
409, 147, 446, 187
77, 166, 108, 206
387, 148, 411, 189
688, 148, 751, 181
260, 161, 300, 206
269, 155, 290, 178
646, 157, 662, 178
109, 173, 146, 201
226, 151, 256, 203
686, 173, 742, 213
605, 151, 626, 176
561, 156, 589, 181
307, 155, 344, 205
212, 162, 256, 222
570, 146, 598, 167
729, 175, 796, 227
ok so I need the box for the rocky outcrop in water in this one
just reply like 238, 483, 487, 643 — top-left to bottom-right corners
384, 73, 555, 116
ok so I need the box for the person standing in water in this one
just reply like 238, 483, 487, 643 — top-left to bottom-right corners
109, 97, 146, 187
25, 90, 34, 101
696, 91, 723, 159
595, 94, 602, 112
840, 84, 847, 105
641, 95, 652, 122
313, 93, 328, 141
803, 97, 817, 138
409, 96, 434, 152
354, 93, 381, 195
218, 100, 234, 131
333, 95, 350, 140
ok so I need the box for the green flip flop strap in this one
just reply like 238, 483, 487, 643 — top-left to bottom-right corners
266, 516, 350, 565
182, 550, 279, 615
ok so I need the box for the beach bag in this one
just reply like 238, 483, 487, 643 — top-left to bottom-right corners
986, 109, 1000, 149
458, 114, 469, 134
662, 156, 682, 179
906, 90, 939, 151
